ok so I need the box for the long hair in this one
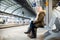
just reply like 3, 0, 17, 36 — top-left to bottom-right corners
37, 11, 45, 21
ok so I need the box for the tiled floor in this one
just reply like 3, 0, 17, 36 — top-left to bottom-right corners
0, 25, 47, 40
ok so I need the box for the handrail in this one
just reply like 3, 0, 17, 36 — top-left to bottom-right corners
0, 11, 31, 20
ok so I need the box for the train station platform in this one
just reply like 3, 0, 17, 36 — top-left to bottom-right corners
0, 25, 48, 40
0, 24, 29, 29
0, 25, 60, 40
0, 0, 60, 40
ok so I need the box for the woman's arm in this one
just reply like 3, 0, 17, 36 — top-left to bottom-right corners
34, 13, 45, 24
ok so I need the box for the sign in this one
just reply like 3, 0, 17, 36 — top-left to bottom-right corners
32, 2, 36, 7
45, 1, 48, 6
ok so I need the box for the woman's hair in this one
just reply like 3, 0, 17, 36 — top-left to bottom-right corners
37, 11, 45, 21
39, 11, 45, 16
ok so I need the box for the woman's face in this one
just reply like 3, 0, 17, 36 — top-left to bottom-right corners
36, 6, 43, 13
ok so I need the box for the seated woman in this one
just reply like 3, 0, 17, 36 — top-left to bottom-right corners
24, 11, 46, 38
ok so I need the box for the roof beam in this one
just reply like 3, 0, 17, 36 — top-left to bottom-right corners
14, 0, 36, 16
0, 11, 31, 20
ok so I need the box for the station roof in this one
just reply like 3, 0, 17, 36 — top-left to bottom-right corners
0, 0, 36, 16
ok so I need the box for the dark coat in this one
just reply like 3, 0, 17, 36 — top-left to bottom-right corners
34, 11, 45, 28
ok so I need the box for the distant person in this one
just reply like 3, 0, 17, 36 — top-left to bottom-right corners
24, 11, 45, 38
58, 1, 60, 6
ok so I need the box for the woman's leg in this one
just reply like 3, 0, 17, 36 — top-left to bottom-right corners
27, 22, 37, 38
24, 21, 34, 34
31, 25, 37, 38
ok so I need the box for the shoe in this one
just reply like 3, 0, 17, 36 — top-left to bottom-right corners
28, 35, 36, 39
24, 32, 29, 34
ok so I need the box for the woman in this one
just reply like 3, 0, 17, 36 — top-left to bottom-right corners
24, 11, 46, 38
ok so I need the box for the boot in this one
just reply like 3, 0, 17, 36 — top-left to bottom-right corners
24, 27, 31, 34
28, 28, 37, 39
28, 35, 36, 39
28, 31, 36, 39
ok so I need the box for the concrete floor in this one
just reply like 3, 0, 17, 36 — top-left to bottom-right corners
0, 25, 47, 40
1, 25, 60, 40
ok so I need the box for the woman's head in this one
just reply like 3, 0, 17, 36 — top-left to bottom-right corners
39, 10, 46, 16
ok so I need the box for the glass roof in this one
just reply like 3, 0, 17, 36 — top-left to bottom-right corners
0, 0, 22, 15
26, 0, 46, 13
26, 0, 41, 13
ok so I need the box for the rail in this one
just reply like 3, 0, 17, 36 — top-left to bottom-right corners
0, 24, 29, 29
